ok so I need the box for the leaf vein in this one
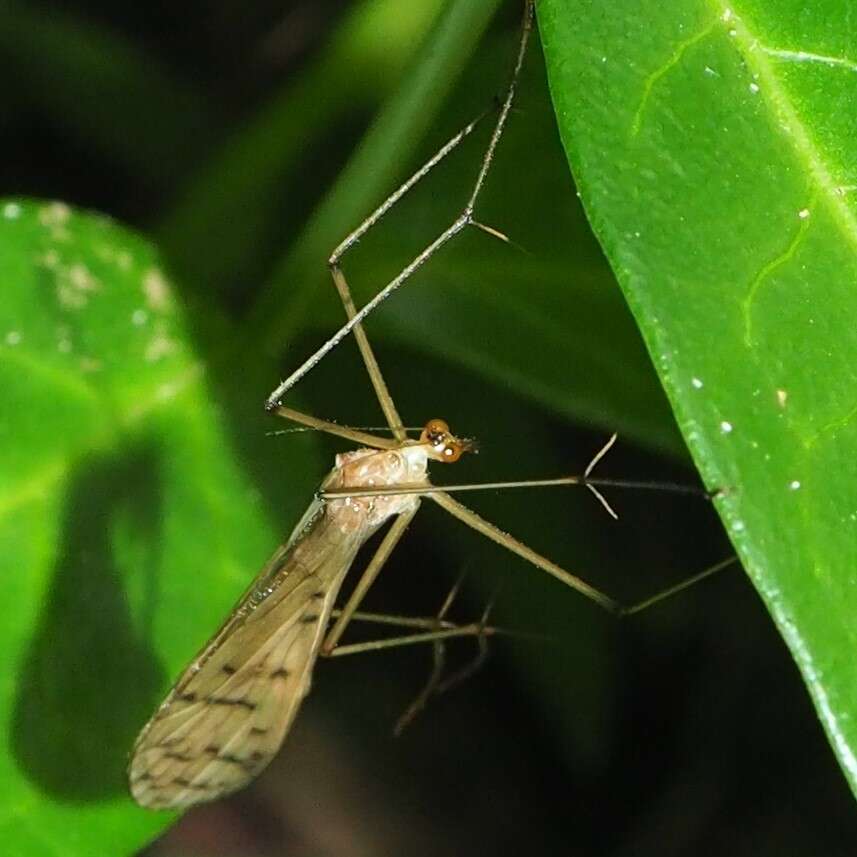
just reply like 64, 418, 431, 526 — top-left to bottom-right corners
740, 194, 815, 347
721, 3, 857, 272
629, 17, 718, 137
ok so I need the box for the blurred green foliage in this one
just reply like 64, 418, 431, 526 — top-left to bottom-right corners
0, 1, 855, 855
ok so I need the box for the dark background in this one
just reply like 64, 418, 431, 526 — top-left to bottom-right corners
5, 0, 856, 854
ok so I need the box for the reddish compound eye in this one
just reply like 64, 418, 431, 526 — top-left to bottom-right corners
420, 418, 469, 463
421, 418, 450, 444
438, 440, 464, 463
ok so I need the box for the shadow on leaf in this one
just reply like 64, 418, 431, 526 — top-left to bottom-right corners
11, 445, 167, 801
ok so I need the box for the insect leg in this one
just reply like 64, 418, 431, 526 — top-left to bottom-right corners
272, 403, 400, 450
265, 1, 536, 409
326, 622, 496, 658
394, 575, 483, 736
430, 491, 738, 616
329, 264, 406, 441
321, 505, 420, 655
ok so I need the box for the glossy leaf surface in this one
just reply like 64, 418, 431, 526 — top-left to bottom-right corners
539, 0, 857, 796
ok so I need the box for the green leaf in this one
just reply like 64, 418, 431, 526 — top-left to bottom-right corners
0, 200, 279, 854
538, 0, 857, 797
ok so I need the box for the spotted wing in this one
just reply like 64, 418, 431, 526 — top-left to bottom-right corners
129, 502, 364, 809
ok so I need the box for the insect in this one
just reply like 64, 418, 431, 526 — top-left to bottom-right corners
128, 1, 733, 810
128, 417, 475, 809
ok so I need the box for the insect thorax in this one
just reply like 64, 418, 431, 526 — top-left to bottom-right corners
326, 445, 429, 531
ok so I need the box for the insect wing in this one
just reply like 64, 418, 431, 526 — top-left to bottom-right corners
129, 504, 363, 809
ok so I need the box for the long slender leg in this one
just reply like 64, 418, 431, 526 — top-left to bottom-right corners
394, 639, 447, 736
321, 505, 420, 655
394, 577, 463, 734
394, 582, 499, 734
620, 557, 739, 616
320, 517, 500, 726
327, 110, 503, 438
319, 432, 714, 504
329, 266, 406, 441
331, 610, 459, 632
322, 613, 499, 658
322, 476, 713, 502
430, 491, 738, 616
273, 403, 400, 450
321, 475, 714, 502
431, 490, 619, 612
327, 623, 495, 658
301, 427, 729, 616
265, 1, 536, 410
288, 92, 502, 438
435, 596, 495, 694
327, 110, 493, 270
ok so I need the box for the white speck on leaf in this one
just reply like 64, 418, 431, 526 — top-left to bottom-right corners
38, 201, 70, 227
145, 321, 178, 362
69, 263, 99, 292
3, 202, 21, 219
798, 208, 810, 219
789, 480, 801, 491
143, 268, 172, 312
57, 263, 100, 308
691, 377, 703, 389
40, 250, 60, 269
720, 421, 733, 434
776, 389, 787, 407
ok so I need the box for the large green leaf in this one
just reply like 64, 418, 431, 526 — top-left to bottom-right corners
0, 201, 279, 855
538, 0, 857, 797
